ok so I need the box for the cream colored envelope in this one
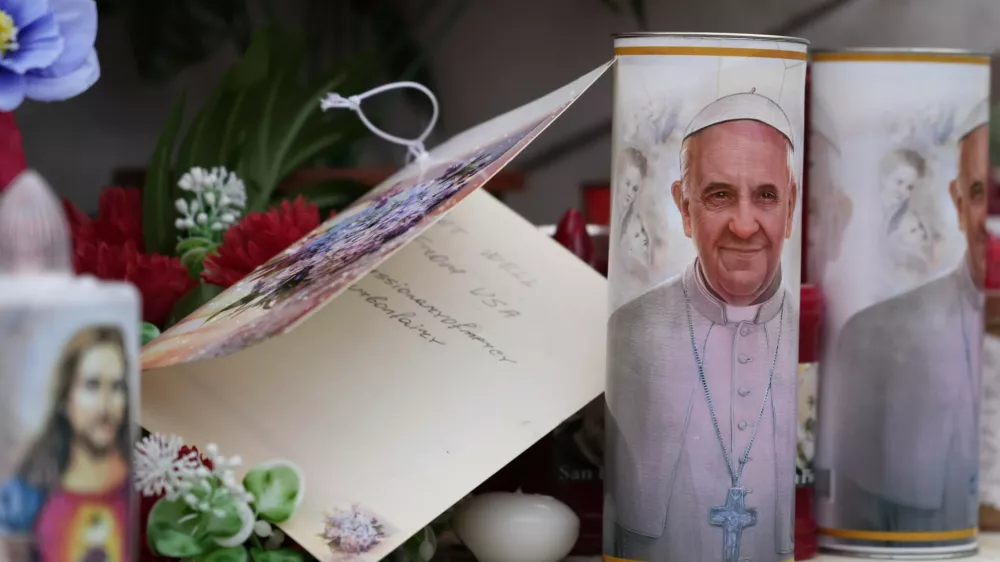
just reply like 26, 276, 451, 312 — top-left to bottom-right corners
141, 62, 611, 559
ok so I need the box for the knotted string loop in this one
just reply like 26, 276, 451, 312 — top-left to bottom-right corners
320, 81, 439, 163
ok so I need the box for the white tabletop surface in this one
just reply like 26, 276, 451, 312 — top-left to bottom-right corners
564, 532, 1000, 561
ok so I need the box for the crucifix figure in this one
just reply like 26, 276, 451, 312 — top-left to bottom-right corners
710, 486, 758, 562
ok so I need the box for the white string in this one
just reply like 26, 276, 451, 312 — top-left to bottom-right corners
320, 81, 439, 164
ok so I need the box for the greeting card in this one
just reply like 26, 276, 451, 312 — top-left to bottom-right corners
140, 62, 612, 558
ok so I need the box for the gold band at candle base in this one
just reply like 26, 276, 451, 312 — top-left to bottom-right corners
818, 527, 978, 542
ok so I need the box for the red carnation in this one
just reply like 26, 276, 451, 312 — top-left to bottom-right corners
73, 239, 195, 326
63, 198, 95, 240
0, 111, 26, 190
987, 234, 1000, 291
202, 196, 325, 288
65, 188, 195, 326
553, 208, 595, 266
92, 187, 143, 247
64, 187, 144, 248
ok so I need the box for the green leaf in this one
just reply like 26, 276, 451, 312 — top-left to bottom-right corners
226, 28, 273, 90
166, 283, 224, 328
176, 236, 219, 278
250, 549, 303, 562
176, 236, 219, 254
273, 179, 369, 216
141, 322, 161, 346
143, 93, 186, 255
147, 498, 209, 557
206, 495, 253, 545
277, 130, 345, 180
181, 246, 213, 278
246, 60, 373, 212
242, 460, 304, 523
217, 89, 249, 166
197, 546, 249, 562
175, 84, 225, 174
237, 73, 285, 212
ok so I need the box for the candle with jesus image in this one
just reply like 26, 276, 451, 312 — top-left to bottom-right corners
0, 172, 139, 562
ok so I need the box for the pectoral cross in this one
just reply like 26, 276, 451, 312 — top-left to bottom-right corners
709, 486, 757, 562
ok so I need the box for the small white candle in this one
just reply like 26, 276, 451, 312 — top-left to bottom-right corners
452, 491, 580, 562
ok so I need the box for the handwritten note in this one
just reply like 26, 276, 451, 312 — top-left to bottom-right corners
357, 268, 516, 364
335, 215, 535, 367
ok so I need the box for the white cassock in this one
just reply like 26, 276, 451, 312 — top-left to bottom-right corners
606, 261, 798, 562
981, 333, 1000, 510
821, 257, 982, 533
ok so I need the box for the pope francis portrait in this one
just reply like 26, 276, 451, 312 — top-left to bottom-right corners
606, 91, 800, 562
825, 100, 989, 538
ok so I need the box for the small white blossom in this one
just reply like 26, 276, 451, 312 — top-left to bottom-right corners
174, 166, 247, 241
202, 443, 255, 504
254, 520, 273, 538
324, 505, 385, 554
134, 434, 202, 500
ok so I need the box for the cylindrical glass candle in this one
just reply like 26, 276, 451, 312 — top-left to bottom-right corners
605, 32, 808, 562
810, 48, 991, 558
0, 172, 140, 562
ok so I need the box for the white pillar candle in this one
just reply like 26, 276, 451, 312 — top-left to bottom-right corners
452, 491, 580, 562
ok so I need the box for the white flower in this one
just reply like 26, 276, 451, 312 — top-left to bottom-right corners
175, 166, 247, 240
134, 434, 202, 500
202, 443, 254, 504
254, 520, 272, 538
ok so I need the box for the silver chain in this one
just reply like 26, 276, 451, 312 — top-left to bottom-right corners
682, 279, 784, 487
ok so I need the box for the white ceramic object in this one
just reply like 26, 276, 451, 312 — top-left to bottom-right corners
452, 491, 580, 562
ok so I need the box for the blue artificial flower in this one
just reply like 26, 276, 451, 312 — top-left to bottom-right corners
0, 0, 99, 111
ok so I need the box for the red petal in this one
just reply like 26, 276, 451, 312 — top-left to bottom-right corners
0, 112, 26, 190
200, 198, 322, 288
553, 209, 595, 265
